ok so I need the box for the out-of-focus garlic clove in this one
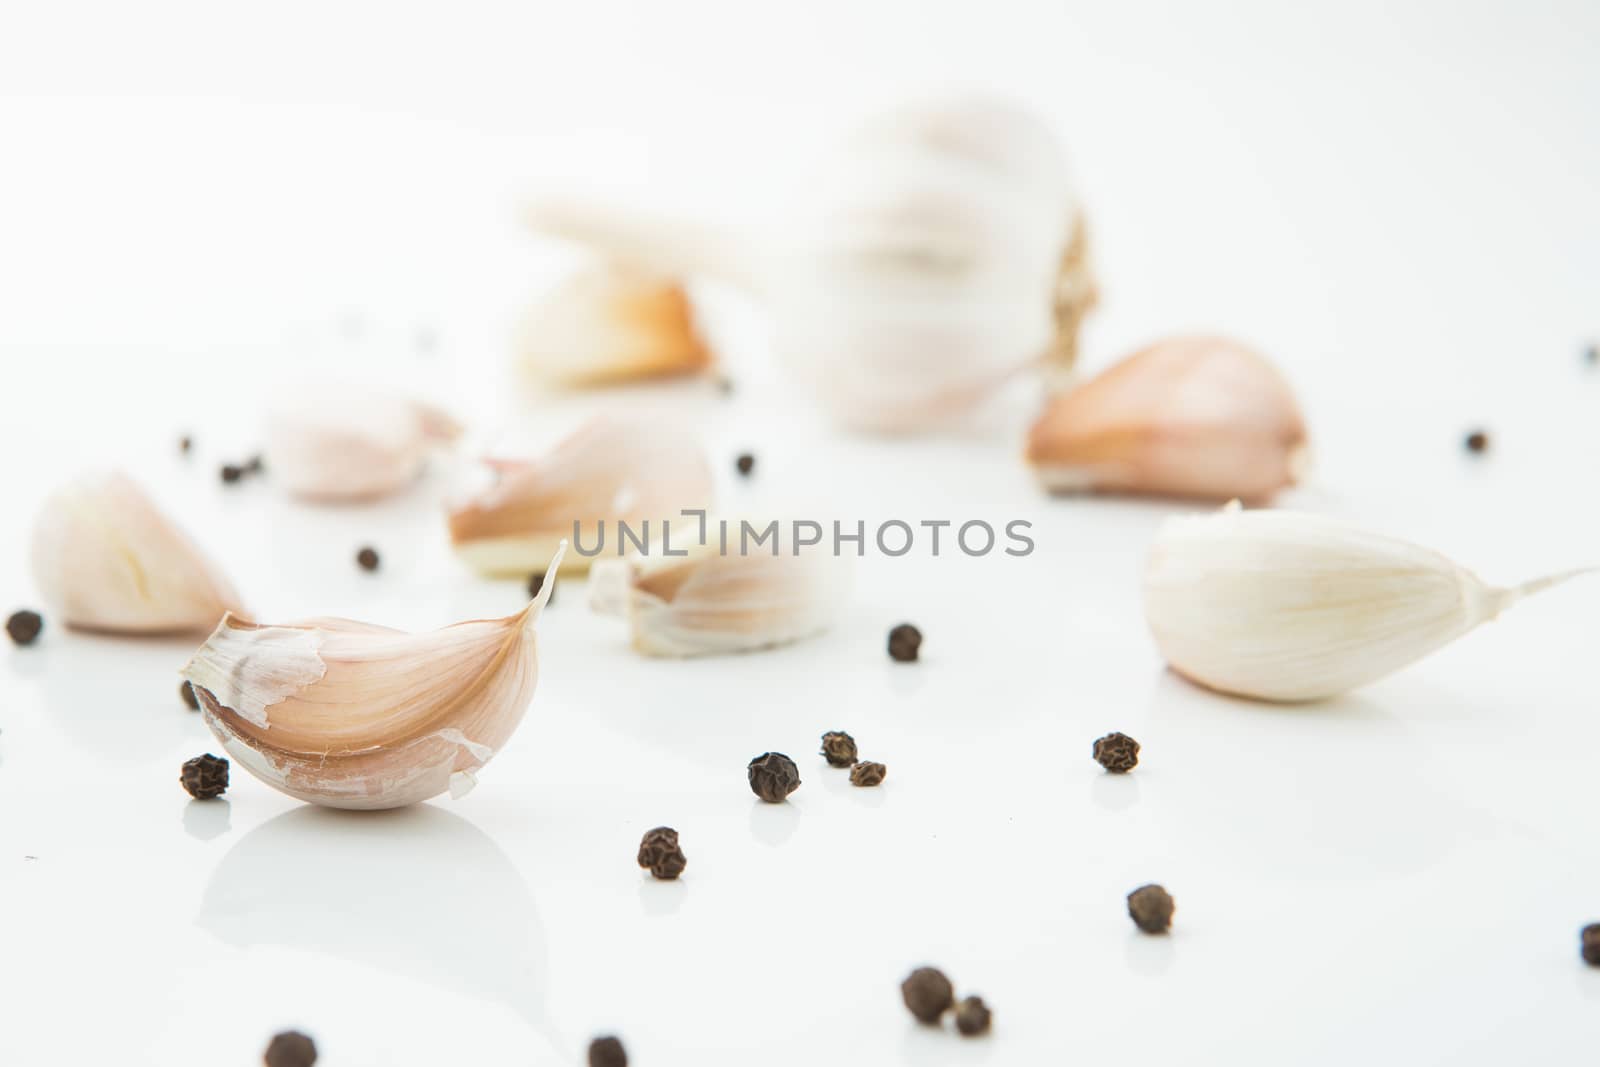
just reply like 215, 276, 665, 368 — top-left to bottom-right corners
517, 261, 714, 387
264, 384, 462, 501
31, 472, 244, 635
1027, 336, 1307, 503
448, 414, 713, 577
181, 547, 563, 810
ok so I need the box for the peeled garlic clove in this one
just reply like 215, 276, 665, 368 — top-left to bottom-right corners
448, 414, 713, 577
31, 472, 244, 634
1027, 336, 1307, 502
517, 261, 713, 387
1143, 506, 1591, 702
264, 384, 462, 501
181, 547, 563, 809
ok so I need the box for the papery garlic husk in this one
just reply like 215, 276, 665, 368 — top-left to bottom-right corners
589, 530, 850, 657
448, 414, 713, 577
1028, 336, 1308, 502
517, 260, 713, 387
30, 472, 244, 634
1143, 507, 1592, 702
524, 94, 1095, 432
264, 384, 462, 501
181, 547, 563, 809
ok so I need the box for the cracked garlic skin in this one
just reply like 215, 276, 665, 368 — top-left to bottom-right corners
264, 384, 462, 501
1027, 336, 1307, 503
30, 472, 244, 634
1143, 507, 1591, 702
180, 547, 564, 809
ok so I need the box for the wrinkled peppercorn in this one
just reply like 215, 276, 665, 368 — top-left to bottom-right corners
820, 731, 858, 768
180, 680, 199, 710
6, 609, 43, 646
1093, 732, 1141, 773
588, 1035, 627, 1067
181, 754, 229, 800
1464, 429, 1489, 454
527, 571, 554, 605
1583, 924, 1600, 966
735, 453, 755, 476
264, 1030, 318, 1067
748, 751, 801, 803
636, 826, 687, 880
901, 967, 954, 1023
1127, 884, 1175, 934
954, 996, 991, 1036
850, 761, 887, 787
887, 623, 921, 662
356, 546, 380, 572
220, 463, 244, 484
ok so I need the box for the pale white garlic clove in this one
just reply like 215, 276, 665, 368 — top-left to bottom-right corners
181, 547, 563, 810
31, 472, 244, 635
517, 260, 713, 387
1143, 506, 1592, 702
264, 384, 462, 501
448, 414, 713, 576
1027, 336, 1308, 503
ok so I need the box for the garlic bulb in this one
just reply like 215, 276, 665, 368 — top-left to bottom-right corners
1027, 336, 1308, 502
181, 547, 563, 809
525, 94, 1094, 432
589, 532, 849, 657
1143, 506, 1591, 702
517, 260, 713, 386
449, 414, 713, 576
264, 384, 462, 501
31, 472, 244, 634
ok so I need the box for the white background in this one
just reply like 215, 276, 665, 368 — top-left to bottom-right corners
2, 1, 1599, 1063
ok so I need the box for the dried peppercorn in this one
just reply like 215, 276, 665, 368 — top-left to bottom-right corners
245, 454, 264, 474
900, 966, 954, 1023
748, 752, 801, 803
264, 1030, 318, 1067
887, 623, 922, 663
849, 761, 887, 787
954, 996, 991, 1036
735, 452, 755, 477
180, 754, 229, 800
220, 463, 244, 484
636, 826, 687, 880
1585, 343, 1598, 367
356, 546, 380, 572
1127, 884, 1174, 934
588, 1035, 627, 1067
6, 609, 43, 646
1464, 429, 1489, 454
1583, 924, 1600, 966
180, 680, 199, 711
179, 435, 193, 454
527, 571, 554, 605
1092, 731, 1140, 773
820, 731, 858, 768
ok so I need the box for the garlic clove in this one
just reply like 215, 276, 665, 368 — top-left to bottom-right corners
517, 261, 714, 387
1027, 336, 1307, 502
1142, 506, 1592, 702
181, 546, 564, 810
448, 414, 713, 577
31, 472, 244, 635
264, 384, 462, 501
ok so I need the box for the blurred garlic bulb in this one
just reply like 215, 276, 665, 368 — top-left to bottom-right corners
264, 384, 462, 501
449, 414, 713, 576
518, 261, 713, 386
525, 94, 1094, 432
1028, 336, 1307, 502
31, 472, 243, 634
1143, 506, 1591, 702
181, 547, 563, 810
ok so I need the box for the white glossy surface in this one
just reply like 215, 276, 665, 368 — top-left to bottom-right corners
3, 2, 1600, 1063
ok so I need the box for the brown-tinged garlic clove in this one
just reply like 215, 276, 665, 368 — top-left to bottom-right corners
1027, 335, 1308, 503
264, 384, 462, 502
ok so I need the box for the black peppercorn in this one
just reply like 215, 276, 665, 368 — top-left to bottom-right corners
636, 826, 687, 880
264, 1030, 318, 1067
527, 571, 554, 604
849, 761, 887, 787
356, 546, 380, 571
6, 609, 43, 647
954, 996, 991, 1036
179, 435, 193, 454
887, 623, 921, 663
588, 1035, 627, 1067
900, 966, 954, 1023
747, 751, 801, 803
181, 754, 229, 800
1585, 343, 1598, 367
220, 463, 244, 484
820, 731, 858, 768
1464, 429, 1489, 454
245, 454, 264, 474
735, 452, 755, 477
1093, 731, 1141, 773
180, 680, 199, 711
1127, 884, 1175, 934
1582, 924, 1600, 966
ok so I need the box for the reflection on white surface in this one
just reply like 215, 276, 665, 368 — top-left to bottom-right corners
898, 1019, 996, 1065
182, 799, 231, 841
638, 876, 687, 918
748, 799, 801, 846
1124, 931, 1176, 977
1089, 772, 1141, 812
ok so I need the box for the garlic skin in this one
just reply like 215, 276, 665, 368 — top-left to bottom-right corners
517, 261, 713, 386
448, 414, 713, 577
264, 385, 462, 501
181, 547, 563, 810
31, 472, 244, 634
1143, 507, 1591, 702
1027, 336, 1307, 502
525, 94, 1094, 432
